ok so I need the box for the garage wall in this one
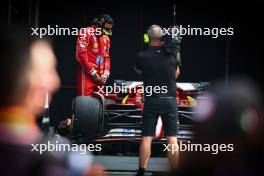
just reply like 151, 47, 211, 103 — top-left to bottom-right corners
1, 0, 263, 127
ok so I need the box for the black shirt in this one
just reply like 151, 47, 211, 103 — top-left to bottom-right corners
135, 46, 177, 98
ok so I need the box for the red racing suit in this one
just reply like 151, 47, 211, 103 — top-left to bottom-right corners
76, 26, 111, 96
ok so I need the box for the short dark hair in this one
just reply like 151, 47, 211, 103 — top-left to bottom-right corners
0, 27, 34, 106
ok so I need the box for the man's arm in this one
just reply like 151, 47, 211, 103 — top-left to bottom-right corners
176, 66, 180, 79
76, 28, 100, 82
134, 53, 142, 75
103, 57, 110, 76
101, 57, 110, 84
76, 28, 93, 72
103, 36, 110, 76
101, 35, 111, 84
134, 65, 142, 75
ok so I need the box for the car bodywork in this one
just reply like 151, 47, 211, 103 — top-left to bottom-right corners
70, 80, 210, 143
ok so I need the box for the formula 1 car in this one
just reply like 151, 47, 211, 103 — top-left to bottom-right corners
69, 80, 210, 143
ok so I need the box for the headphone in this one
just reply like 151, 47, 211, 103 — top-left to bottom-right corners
143, 25, 163, 44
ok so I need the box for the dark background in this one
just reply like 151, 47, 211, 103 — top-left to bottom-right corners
1, 0, 263, 126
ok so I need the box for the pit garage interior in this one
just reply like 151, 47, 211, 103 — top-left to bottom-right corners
1, 0, 264, 175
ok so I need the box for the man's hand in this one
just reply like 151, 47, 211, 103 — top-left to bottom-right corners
101, 74, 109, 84
58, 118, 72, 129
91, 73, 101, 83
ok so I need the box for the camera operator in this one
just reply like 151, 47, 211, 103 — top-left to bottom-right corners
134, 25, 180, 176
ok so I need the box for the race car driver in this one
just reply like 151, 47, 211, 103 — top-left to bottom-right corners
58, 14, 113, 128
76, 14, 113, 96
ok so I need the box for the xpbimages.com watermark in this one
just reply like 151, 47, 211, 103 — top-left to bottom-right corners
96, 83, 168, 96
31, 141, 102, 155
30, 25, 102, 38
162, 25, 234, 39
30, 24, 234, 38
163, 141, 234, 155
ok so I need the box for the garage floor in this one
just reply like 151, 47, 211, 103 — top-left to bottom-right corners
93, 155, 170, 175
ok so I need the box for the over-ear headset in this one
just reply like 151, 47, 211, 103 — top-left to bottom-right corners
143, 25, 163, 44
